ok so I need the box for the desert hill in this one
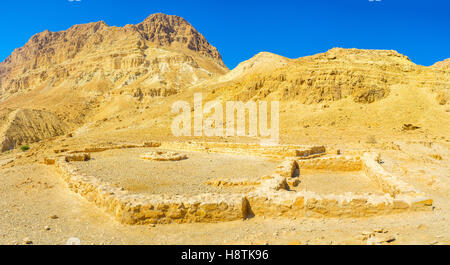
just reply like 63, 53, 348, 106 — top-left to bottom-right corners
218, 52, 291, 82
71, 47, 448, 148
0, 13, 449, 150
207, 48, 449, 104
432, 58, 450, 70
0, 108, 68, 152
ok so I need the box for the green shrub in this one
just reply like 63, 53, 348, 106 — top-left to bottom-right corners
20, 145, 30, 152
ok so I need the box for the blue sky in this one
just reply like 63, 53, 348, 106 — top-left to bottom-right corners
0, 0, 449, 68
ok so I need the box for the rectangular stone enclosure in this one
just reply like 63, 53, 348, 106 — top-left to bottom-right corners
52, 141, 433, 224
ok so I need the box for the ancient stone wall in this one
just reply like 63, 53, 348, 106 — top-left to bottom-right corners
297, 155, 362, 171
362, 153, 419, 196
51, 142, 433, 225
55, 159, 248, 224
161, 141, 326, 158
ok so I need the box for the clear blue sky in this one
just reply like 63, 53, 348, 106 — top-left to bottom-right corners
1, 0, 449, 68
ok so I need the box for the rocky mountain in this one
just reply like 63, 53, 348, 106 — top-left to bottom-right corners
135, 13, 224, 62
0, 13, 229, 151
0, 13, 449, 151
0, 13, 227, 101
218, 52, 291, 82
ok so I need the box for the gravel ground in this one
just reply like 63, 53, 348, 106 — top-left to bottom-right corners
72, 148, 280, 196
296, 170, 383, 195
0, 141, 448, 245
0, 164, 448, 245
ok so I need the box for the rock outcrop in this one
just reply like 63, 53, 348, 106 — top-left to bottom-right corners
136, 13, 224, 63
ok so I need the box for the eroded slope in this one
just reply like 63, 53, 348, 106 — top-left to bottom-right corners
0, 109, 68, 152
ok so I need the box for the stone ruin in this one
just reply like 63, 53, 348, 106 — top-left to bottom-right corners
46, 141, 433, 225
141, 151, 188, 161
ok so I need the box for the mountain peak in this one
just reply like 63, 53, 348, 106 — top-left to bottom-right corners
142, 13, 187, 23
1, 13, 225, 66
0, 13, 228, 101
136, 13, 224, 64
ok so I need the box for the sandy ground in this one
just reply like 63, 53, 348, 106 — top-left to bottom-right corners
0, 138, 448, 245
295, 170, 383, 195
72, 148, 279, 196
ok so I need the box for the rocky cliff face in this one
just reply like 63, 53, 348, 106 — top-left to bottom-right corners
136, 13, 224, 63
0, 13, 228, 101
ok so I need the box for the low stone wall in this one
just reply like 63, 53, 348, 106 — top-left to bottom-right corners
274, 159, 299, 178
161, 141, 326, 159
55, 158, 248, 224
246, 154, 432, 218
141, 151, 188, 161
362, 153, 419, 196
246, 189, 431, 218
296, 155, 362, 171
205, 179, 261, 187
65, 153, 91, 162
246, 190, 394, 218
53, 147, 433, 225
204, 159, 298, 188
66, 142, 162, 154
43, 157, 56, 165
58, 141, 325, 160
296, 146, 327, 159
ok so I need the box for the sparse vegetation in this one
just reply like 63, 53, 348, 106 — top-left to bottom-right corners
20, 145, 30, 152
